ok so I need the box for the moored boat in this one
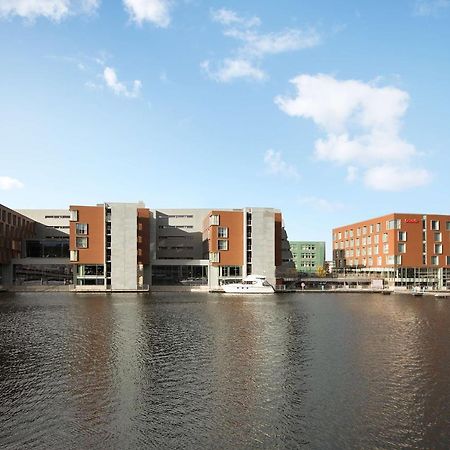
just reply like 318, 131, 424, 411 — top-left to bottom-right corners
222, 275, 275, 294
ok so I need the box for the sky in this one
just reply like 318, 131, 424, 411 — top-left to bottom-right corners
0, 0, 450, 254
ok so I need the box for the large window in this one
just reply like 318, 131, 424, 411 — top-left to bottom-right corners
398, 243, 406, 253
431, 220, 440, 231
69, 210, 78, 221
431, 255, 439, 265
209, 252, 219, 262
220, 266, 242, 277
398, 231, 407, 241
218, 227, 228, 238
434, 244, 442, 254
209, 215, 219, 226
76, 237, 88, 249
26, 240, 69, 258
76, 223, 88, 235
434, 232, 442, 242
218, 240, 228, 251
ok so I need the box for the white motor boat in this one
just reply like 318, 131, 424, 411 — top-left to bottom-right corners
222, 275, 275, 294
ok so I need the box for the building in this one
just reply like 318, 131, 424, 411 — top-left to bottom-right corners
333, 213, 450, 289
69, 202, 151, 291
0, 204, 36, 287
150, 208, 209, 286
203, 207, 288, 289
290, 241, 326, 275
2, 202, 293, 292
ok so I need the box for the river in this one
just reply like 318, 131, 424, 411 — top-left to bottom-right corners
0, 292, 449, 449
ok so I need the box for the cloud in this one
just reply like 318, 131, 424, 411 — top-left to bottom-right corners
364, 166, 432, 191
224, 27, 320, 58
275, 74, 431, 191
211, 8, 260, 28
0, 0, 100, 21
0, 176, 24, 190
201, 59, 266, 83
204, 8, 321, 83
298, 196, 344, 213
413, 0, 450, 16
123, 0, 171, 27
346, 165, 358, 182
103, 66, 142, 98
263, 149, 300, 180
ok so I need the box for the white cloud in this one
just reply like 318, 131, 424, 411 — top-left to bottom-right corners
211, 8, 260, 27
123, 0, 171, 27
263, 149, 300, 180
103, 66, 142, 98
414, 0, 450, 16
0, 176, 24, 190
225, 27, 320, 57
298, 196, 344, 213
364, 166, 432, 191
201, 59, 266, 83
346, 165, 358, 182
205, 8, 321, 83
275, 74, 431, 191
0, 0, 100, 21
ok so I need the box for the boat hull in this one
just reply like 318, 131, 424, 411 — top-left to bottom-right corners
222, 285, 274, 294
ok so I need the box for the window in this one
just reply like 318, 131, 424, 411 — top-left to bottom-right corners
70, 209, 78, 221
374, 245, 379, 255
374, 235, 379, 244
383, 243, 389, 254
218, 240, 228, 251
76, 237, 88, 248
446, 221, 450, 231
70, 250, 78, 262
344, 230, 348, 239
398, 231, 407, 241
209, 252, 220, 262
376, 223, 380, 232
367, 236, 372, 245
76, 223, 88, 235
362, 226, 367, 235
386, 255, 395, 265
220, 266, 242, 277
434, 232, 442, 242
431, 220, 440, 231
357, 228, 361, 237
369, 224, 373, 233
431, 255, 439, 265
447, 256, 450, 265
382, 233, 388, 243
349, 229, 354, 238
398, 243, 406, 253
338, 232, 342, 239
210, 215, 219, 226
218, 227, 228, 238
362, 237, 366, 245
377, 256, 382, 266
434, 244, 442, 254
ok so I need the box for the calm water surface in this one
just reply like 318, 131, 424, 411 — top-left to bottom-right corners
0, 292, 449, 449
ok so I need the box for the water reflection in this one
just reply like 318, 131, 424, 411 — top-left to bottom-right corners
0, 292, 449, 449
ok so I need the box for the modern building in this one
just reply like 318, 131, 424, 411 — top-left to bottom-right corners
69, 202, 151, 291
290, 241, 326, 275
2, 202, 293, 292
333, 213, 450, 289
203, 207, 290, 289
0, 204, 36, 287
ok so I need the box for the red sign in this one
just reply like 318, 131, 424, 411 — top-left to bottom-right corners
404, 219, 419, 223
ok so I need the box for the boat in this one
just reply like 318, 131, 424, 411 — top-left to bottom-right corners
222, 275, 275, 294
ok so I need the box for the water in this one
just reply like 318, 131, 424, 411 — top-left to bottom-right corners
0, 292, 449, 449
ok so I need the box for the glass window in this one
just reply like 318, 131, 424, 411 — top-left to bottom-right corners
76, 223, 88, 235
218, 240, 228, 251
209, 252, 220, 262
434, 232, 442, 242
431, 220, 440, 230
76, 237, 88, 248
398, 231, 407, 241
218, 227, 228, 238
431, 255, 439, 265
209, 215, 220, 226
434, 244, 442, 254
70, 210, 78, 221
446, 221, 450, 231
70, 250, 78, 262
398, 243, 406, 253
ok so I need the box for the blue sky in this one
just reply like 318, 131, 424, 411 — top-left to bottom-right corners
1, 0, 449, 253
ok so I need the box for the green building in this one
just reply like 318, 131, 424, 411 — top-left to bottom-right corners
290, 241, 326, 275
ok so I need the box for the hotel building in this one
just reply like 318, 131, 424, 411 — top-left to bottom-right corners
333, 213, 450, 288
